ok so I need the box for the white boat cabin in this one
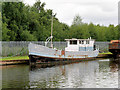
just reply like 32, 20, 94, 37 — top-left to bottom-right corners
65, 38, 95, 51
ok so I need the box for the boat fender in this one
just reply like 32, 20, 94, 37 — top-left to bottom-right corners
61, 50, 65, 56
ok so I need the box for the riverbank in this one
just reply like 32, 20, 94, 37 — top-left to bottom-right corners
1, 56, 29, 61
0, 56, 29, 65
97, 52, 113, 58
0, 53, 113, 65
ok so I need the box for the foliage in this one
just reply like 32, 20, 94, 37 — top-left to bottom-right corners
2, 23, 10, 41
21, 30, 37, 41
2, 1, 119, 41
72, 14, 83, 26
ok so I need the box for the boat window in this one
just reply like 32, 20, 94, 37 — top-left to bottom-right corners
70, 40, 77, 45
79, 40, 84, 44
86, 40, 89, 44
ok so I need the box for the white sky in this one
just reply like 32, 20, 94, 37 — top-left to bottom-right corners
23, 0, 119, 26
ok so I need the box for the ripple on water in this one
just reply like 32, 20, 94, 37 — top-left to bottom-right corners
2, 59, 118, 88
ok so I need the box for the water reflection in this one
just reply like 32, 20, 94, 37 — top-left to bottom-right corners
29, 59, 118, 88
2, 65, 30, 89
109, 61, 118, 72
1, 58, 118, 89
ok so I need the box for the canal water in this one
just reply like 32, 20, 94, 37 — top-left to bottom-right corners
1, 59, 118, 89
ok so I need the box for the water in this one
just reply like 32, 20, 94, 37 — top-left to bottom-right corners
1, 59, 118, 89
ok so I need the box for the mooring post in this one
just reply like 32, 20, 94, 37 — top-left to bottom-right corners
29, 55, 36, 66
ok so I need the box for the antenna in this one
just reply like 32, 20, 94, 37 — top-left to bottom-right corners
51, 15, 53, 48
45, 15, 54, 48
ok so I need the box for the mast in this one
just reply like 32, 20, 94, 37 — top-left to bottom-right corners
51, 15, 53, 48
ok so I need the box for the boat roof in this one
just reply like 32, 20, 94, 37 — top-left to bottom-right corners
110, 40, 120, 43
65, 38, 95, 41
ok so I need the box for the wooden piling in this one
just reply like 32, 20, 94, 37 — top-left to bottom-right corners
29, 55, 36, 66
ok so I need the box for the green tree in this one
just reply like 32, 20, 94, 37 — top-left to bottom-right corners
72, 14, 83, 26
33, 0, 46, 13
21, 30, 37, 41
96, 25, 106, 41
2, 23, 10, 41
88, 23, 97, 39
2, 1, 118, 41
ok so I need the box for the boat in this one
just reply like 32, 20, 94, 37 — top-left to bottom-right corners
28, 16, 99, 63
28, 38, 99, 62
109, 40, 120, 58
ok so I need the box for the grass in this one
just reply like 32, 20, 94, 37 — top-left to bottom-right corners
99, 52, 112, 54
0, 56, 29, 61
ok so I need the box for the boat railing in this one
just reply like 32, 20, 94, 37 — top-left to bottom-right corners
45, 36, 53, 47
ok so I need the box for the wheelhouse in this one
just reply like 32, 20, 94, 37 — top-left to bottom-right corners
65, 38, 95, 51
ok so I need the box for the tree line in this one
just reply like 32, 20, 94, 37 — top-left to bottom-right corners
2, 0, 120, 41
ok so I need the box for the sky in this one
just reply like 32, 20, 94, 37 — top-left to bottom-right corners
23, 0, 119, 26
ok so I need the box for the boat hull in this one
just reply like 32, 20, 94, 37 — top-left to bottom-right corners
28, 43, 99, 61
29, 54, 96, 61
